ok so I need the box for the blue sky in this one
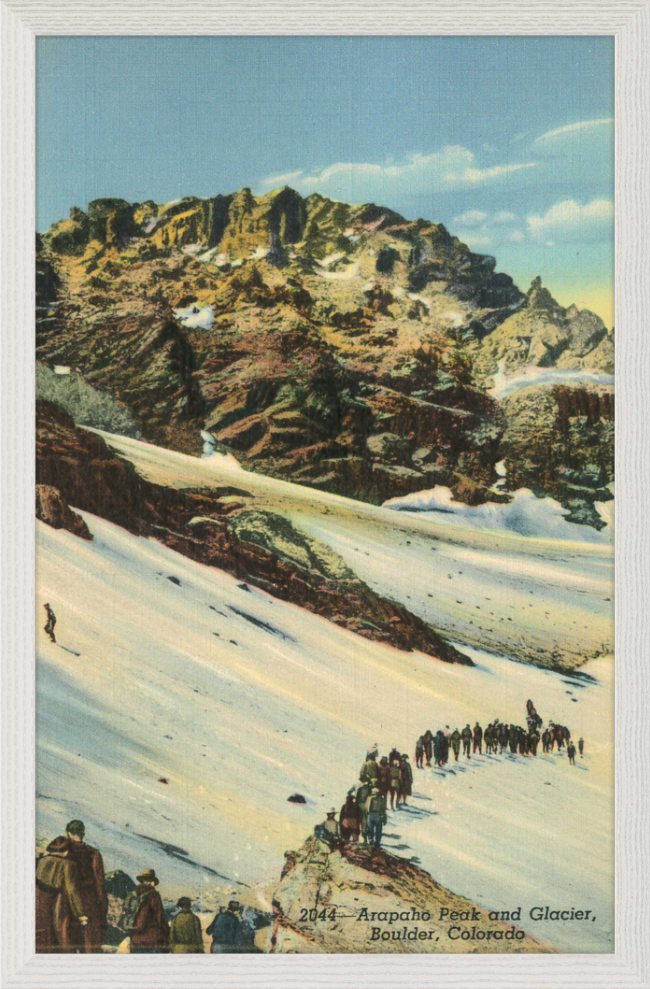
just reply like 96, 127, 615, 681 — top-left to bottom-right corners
36, 36, 614, 324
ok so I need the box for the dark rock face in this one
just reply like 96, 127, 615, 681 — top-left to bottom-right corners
500, 384, 614, 528
35, 399, 471, 664
35, 483, 92, 540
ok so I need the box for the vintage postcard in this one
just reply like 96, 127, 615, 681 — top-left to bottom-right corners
34, 35, 615, 956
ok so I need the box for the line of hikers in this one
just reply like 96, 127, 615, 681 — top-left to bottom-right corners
415, 702, 583, 768
35, 819, 259, 953
314, 744, 414, 853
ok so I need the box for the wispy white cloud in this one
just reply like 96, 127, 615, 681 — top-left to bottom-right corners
492, 210, 519, 224
527, 199, 614, 242
509, 230, 525, 243
534, 118, 613, 144
453, 209, 488, 227
260, 146, 537, 200
448, 162, 536, 186
261, 169, 307, 188
460, 233, 493, 249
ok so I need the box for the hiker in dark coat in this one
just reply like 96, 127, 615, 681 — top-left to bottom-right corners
528, 729, 540, 756
578, 737, 584, 757
472, 723, 483, 755
461, 725, 472, 758
509, 726, 518, 754
388, 761, 401, 810
423, 730, 434, 767
518, 728, 527, 755
439, 733, 449, 766
433, 731, 443, 767
62, 820, 107, 953
542, 729, 551, 753
399, 754, 413, 806
36, 836, 86, 952
356, 782, 372, 841
567, 742, 577, 765
377, 756, 390, 798
415, 736, 425, 769
450, 729, 461, 762
364, 787, 387, 847
169, 897, 204, 953
35, 819, 107, 953
43, 603, 57, 643
340, 793, 362, 844
207, 901, 243, 953
388, 746, 401, 765
129, 869, 169, 953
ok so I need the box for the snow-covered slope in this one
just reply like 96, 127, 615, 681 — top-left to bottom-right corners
384, 485, 614, 544
94, 430, 614, 670
37, 509, 613, 952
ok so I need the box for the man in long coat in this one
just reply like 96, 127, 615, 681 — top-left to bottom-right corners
129, 869, 169, 953
35, 819, 107, 953
36, 836, 86, 952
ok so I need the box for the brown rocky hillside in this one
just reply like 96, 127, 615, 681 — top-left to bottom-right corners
36, 187, 613, 523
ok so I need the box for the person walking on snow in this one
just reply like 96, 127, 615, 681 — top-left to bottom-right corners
578, 737, 584, 757
423, 730, 434, 767
415, 736, 425, 769
567, 741, 577, 765
364, 787, 387, 847
461, 725, 472, 759
339, 793, 362, 844
472, 722, 483, 755
43, 603, 57, 643
450, 729, 461, 762
387, 761, 400, 810
377, 756, 390, 798
399, 754, 413, 806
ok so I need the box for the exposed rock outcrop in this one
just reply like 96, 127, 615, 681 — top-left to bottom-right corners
35, 483, 92, 540
269, 835, 552, 953
36, 399, 470, 663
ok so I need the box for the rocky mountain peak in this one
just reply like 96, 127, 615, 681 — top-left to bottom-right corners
525, 276, 565, 317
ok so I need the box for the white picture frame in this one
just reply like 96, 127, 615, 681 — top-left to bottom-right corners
1, 2, 648, 986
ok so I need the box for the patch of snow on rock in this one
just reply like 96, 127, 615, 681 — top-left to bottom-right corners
490, 362, 614, 400
385, 485, 613, 544
174, 304, 215, 331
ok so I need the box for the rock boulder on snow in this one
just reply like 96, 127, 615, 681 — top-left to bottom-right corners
35, 483, 92, 540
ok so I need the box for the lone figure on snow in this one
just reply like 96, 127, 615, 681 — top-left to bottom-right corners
43, 603, 57, 643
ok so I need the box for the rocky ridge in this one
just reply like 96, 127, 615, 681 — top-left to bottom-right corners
36, 398, 469, 663
36, 187, 613, 523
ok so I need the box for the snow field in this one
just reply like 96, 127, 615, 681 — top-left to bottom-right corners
36, 510, 613, 952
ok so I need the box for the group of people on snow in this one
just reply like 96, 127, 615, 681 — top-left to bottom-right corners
35, 819, 258, 954
314, 744, 414, 852
414, 700, 583, 769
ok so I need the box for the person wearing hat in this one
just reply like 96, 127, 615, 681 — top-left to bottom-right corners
169, 897, 204, 953
129, 869, 169, 953
323, 809, 340, 841
364, 786, 387, 847
35, 819, 107, 953
206, 900, 243, 953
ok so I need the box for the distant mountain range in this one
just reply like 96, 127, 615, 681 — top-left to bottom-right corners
36, 186, 614, 528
